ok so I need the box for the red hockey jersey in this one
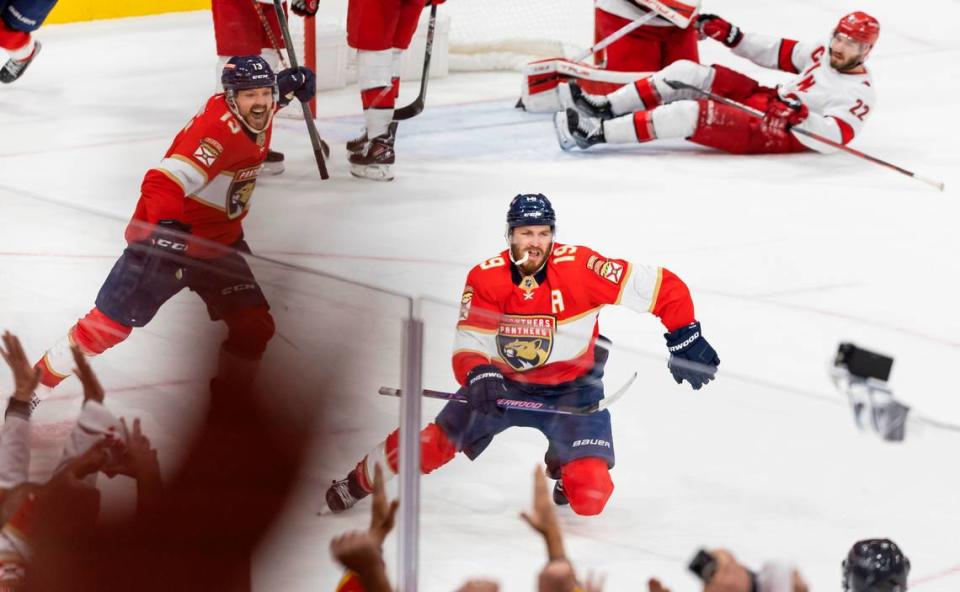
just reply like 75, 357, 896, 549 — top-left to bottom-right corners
124, 94, 272, 259
453, 243, 695, 386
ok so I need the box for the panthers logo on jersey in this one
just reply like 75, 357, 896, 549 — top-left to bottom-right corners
496, 315, 554, 371
227, 165, 260, 219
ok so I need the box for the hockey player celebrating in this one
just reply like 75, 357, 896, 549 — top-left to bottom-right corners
31, 56, 315, 397
345, 0, 444, 181
211, 0, 318, 174
324, 194, 719, 516
0, 0, 55, 83
556, 11, 879, 155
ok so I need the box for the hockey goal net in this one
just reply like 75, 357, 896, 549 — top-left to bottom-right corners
288, 0, 595, 77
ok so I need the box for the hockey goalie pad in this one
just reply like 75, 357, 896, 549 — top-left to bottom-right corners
631, 0, 701, 29
521, 58, 650, 112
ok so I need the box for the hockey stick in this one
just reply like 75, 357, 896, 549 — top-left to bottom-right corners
378, 372, 637, 416
394, 3, 437, 121
573, 10, 659, 62
270, 0, 330, 179
664, 79, 946, 192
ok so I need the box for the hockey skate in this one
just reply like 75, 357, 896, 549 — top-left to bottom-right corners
562, 81, 614, 120
262, 149, 284, 175
1, 41, 41, 84
347, 121, 397, 155
552, 480, 569, 506
554, 108, 605, 151
349, 132, 396, 181
321, 468, 371, 514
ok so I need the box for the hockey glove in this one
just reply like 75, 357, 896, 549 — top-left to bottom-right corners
277, 66, 316, 107
696, 14, 743, 48
465, 364, 507, 416
763, 94, 809, 135
291, 0, 319, 17
149, 219, 190, 256
664, 321, 719, 390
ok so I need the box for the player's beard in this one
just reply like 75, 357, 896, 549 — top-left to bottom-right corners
512, 245, 547, 275
830, 50, 863, 72
242, 103, 273, 132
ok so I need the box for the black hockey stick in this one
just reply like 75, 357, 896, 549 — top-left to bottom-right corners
664, 79, 945, 191
272, 0, 330, 179
393, 3, 437, 121
378, 372, 637, 416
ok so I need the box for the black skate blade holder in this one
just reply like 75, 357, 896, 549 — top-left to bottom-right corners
830, 343, 908, 442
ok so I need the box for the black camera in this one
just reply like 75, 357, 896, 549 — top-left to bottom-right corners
688, 549, 717, 582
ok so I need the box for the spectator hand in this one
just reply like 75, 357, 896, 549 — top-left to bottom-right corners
71, 345, 104, 404
648, 578, 672, 592
456, 580, 499, 592
704, 549, 754, 592
0, 331, 40, 403
330, 530, 386, 576
103, 418, 158, 479
368, 463, 399, 547
664, 322, 719, 390
520, 466, 566, 562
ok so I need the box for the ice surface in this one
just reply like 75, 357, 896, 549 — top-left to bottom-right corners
1, 2, 959, 590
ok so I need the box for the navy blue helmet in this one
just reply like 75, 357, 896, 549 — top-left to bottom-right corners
506, 193, 556, 231
221, 55, 277, 94
843, 539, 910, 592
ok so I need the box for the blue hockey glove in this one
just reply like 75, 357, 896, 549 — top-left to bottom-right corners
664, 321, 719, 390
466, 364, 507, 416
277, 66, 316, 107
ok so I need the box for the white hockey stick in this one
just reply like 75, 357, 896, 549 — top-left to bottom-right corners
574, 11, 659, 62
378, 372, 638, 416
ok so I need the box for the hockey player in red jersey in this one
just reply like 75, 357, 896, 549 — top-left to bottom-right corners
0, 0, 57, 83
31, 56, 315, 399
556, 11, 879, 155
594, 0, 700, 72
324, 194, 720, 516
345, 0, 444, 181
211, 0, 318, 174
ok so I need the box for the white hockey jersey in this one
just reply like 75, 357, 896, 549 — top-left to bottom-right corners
733, 33, 875, 153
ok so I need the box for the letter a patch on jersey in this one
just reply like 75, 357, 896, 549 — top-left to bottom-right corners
496, 315, 554, 371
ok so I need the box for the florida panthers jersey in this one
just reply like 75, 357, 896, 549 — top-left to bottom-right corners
124, 94, 273, 258
453, 244, 695, 387
733, 33, 875, 153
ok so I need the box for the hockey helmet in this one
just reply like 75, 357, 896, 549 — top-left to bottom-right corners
835, 12, 880, 48
842, 539, 910, 592
221, 55, 277, 93
506, 193, 556, 231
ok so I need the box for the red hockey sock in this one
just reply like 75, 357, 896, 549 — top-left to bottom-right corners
391, 77, 400, 101
360, 86, 396, 111
561, 457, 614, 516
634, 77, 662, 110
0, 22, 29, 53
633, 111, 656, 142
36, 308, 132, 388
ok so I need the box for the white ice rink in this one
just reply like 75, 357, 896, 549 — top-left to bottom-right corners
1, 1, 959, 590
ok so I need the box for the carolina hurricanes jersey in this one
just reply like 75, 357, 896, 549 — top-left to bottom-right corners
453, 243, 695, 387
732, 33, 875, 153
124, 94, 273, 259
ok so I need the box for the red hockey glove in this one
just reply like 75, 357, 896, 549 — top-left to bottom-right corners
763, 94, 809, 135
696, 14, 743, 48
291, 0, 318, 17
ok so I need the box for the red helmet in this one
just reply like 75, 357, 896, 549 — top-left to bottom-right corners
835, 11, 880, 46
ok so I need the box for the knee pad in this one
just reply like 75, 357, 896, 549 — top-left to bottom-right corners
708, 64, 760, 100
653, 59, 714, 99
383, 423, 457, 475
651, 100, 700, 140
222, 305, 275, 359
561, 457, 614, 516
